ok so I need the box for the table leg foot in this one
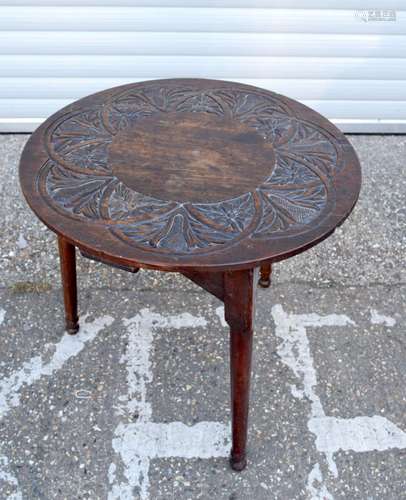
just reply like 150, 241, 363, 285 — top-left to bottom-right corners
258, 277, 270, 288
258, 263, 272, 288
58, 236, 79, 335
229, 452, 247, 471
66, 319, 79, 335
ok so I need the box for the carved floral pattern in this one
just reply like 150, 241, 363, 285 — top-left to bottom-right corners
40, 83, 340, 254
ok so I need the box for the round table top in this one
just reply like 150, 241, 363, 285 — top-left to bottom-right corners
19, 79, 361, 272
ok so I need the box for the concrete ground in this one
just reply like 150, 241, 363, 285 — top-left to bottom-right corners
0, 134, 405, 500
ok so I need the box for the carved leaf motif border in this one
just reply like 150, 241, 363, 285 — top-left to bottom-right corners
39, 85, 341, 254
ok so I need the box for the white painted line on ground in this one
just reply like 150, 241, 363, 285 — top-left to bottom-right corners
1, 298, 403, 498
272, 304, 355, 421
0, 314, 114, 419
309, 415, 406, 454
0, 454, 22, 500
109, 308, 230, 500
114, 421, 230, 458
272, 304, 406, 500
0, 308, 5, 326
215, 305, 228, 328
16, 234, 28, 250
370, 308, 396, 327
0, 310, 113, 500
306, 463, 334, 500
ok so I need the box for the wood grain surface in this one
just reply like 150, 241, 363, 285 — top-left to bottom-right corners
19, 78, 361, 271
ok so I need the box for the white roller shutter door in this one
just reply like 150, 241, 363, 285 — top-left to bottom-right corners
0, 1, 404, 132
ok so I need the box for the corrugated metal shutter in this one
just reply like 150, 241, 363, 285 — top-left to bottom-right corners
0, 1, 405, 132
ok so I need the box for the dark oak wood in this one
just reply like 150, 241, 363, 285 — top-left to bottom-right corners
80, 249, 140, 274
110, 111, 274, 203
181, 270, 224, 301
19, 78, 361, 272
58, 236, 79, 334
224, 269, 255, 471
19, 78, 362, 471
258, 263, 272, 288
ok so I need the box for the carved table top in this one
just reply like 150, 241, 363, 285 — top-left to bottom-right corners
19, 79, 361, 272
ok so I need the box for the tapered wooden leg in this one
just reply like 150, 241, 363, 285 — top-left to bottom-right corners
58, 236, 79, 334
258, 262, 272, 288
224, 269, 255, 471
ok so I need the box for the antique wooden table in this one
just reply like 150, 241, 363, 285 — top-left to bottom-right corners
19, 79, 361, 471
